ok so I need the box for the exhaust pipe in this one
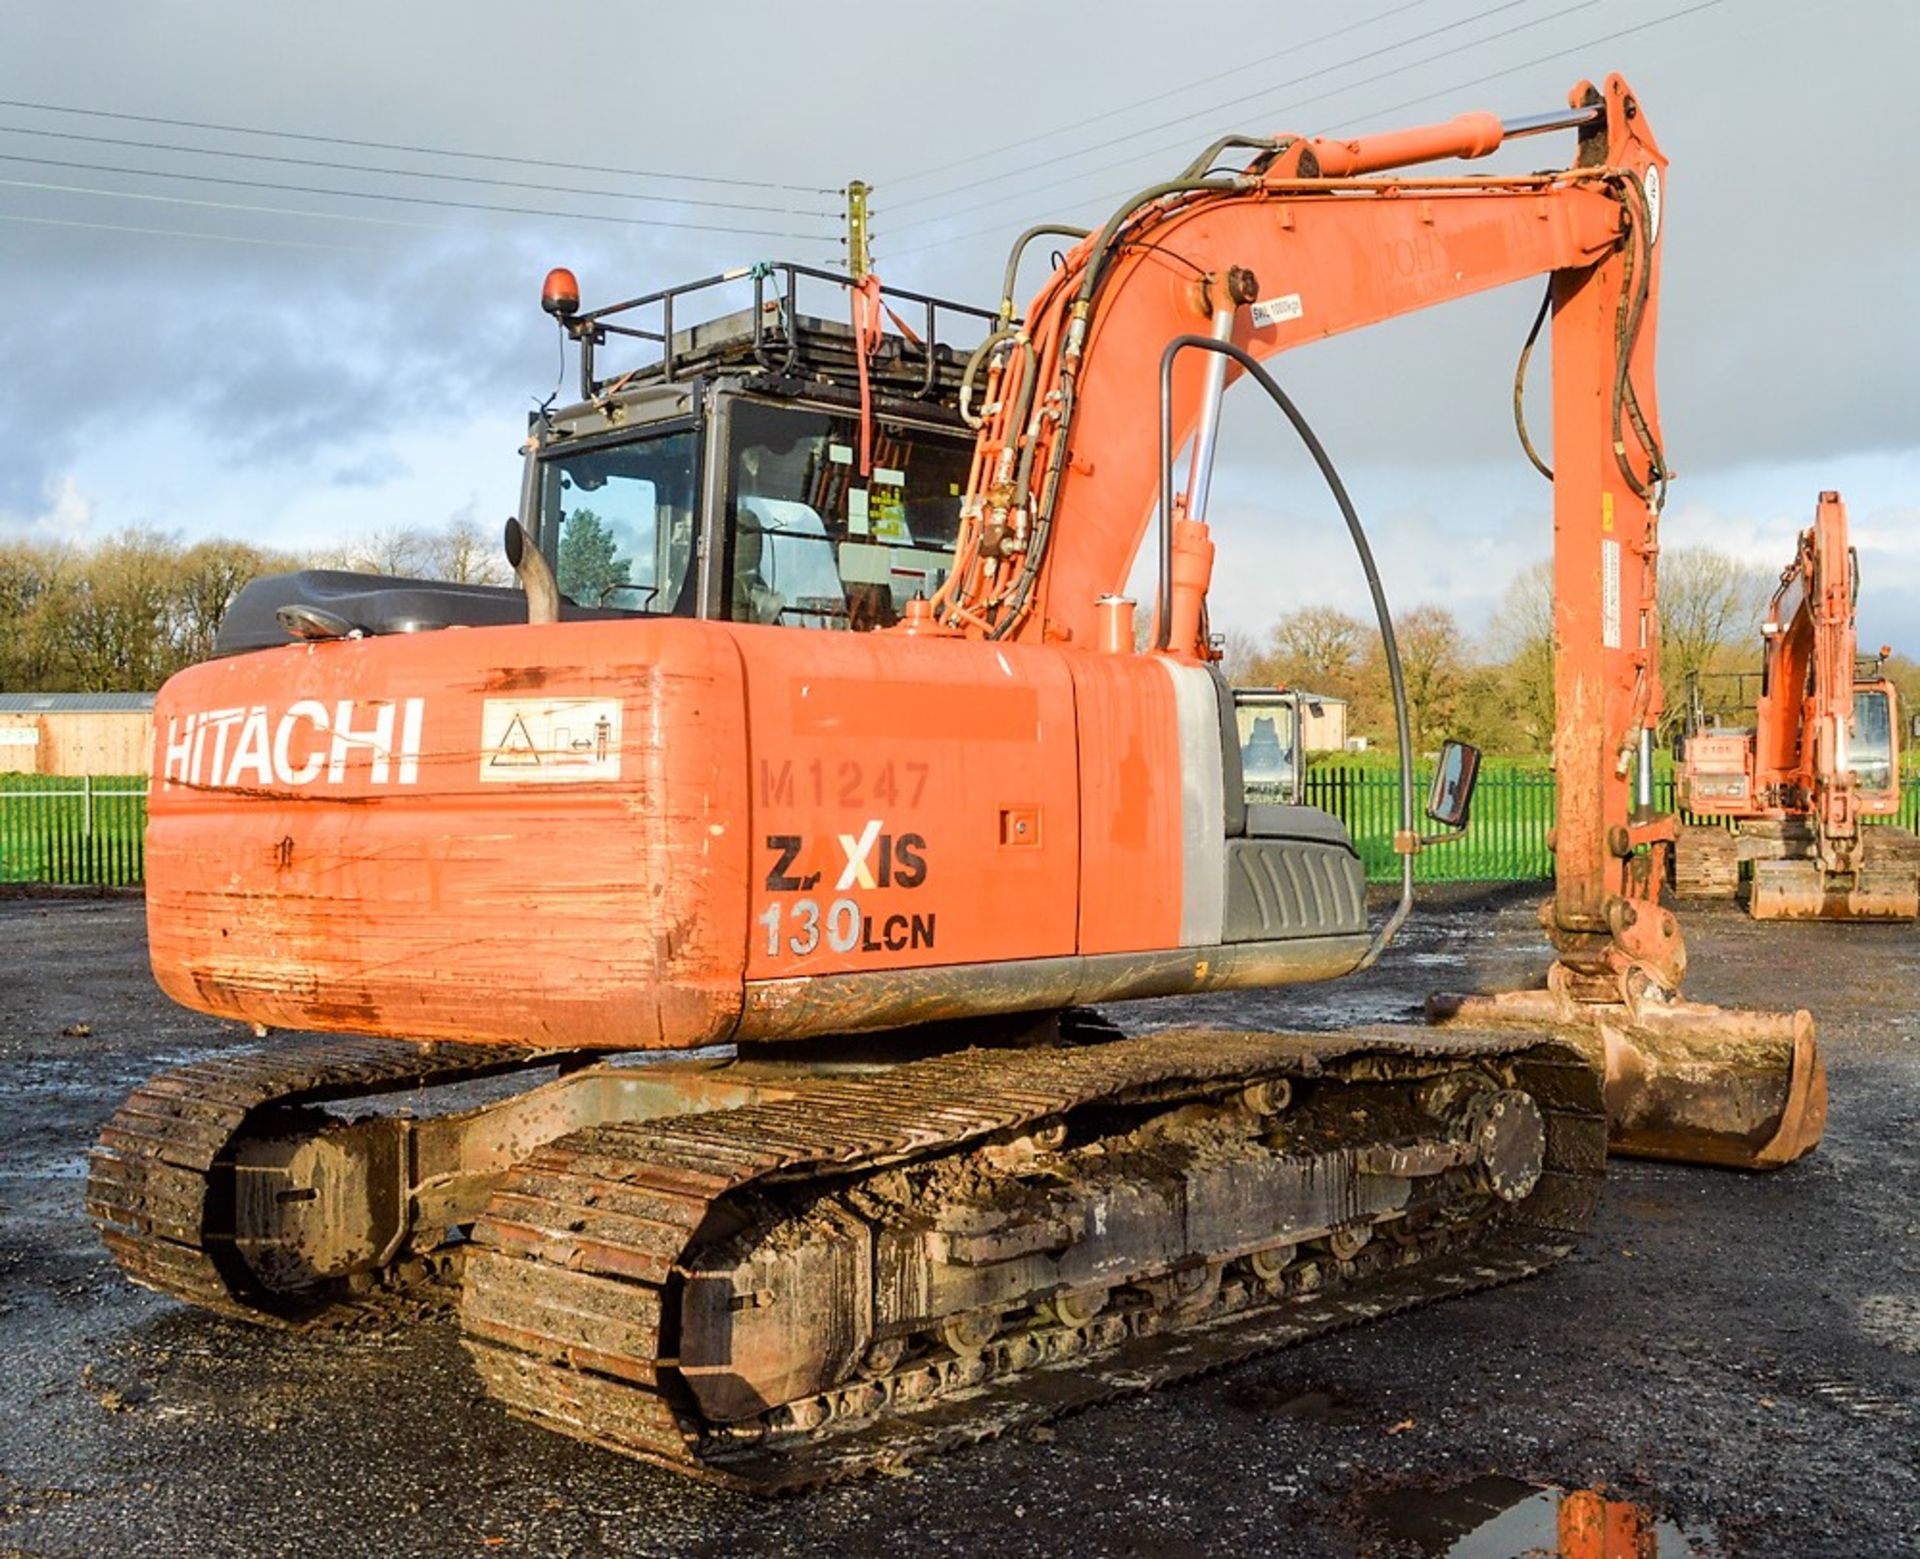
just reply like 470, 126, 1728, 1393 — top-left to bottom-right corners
504, 518, 561, 626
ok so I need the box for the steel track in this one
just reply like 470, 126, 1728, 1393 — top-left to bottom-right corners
87, 1036, 574, 1326
461, 1024, 1605, 1491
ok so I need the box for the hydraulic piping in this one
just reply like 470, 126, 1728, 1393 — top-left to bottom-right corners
1156, 334, 1418, 970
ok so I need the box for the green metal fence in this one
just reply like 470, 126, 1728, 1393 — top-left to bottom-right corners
1, 768, 1916, 891
0, 775, 148, 886
1305, 766, 1920, 883
1304, 766, 1558, 882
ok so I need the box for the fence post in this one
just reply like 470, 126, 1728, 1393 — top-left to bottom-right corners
84, 773, 94, 838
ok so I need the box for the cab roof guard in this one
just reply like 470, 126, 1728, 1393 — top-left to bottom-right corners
549, 259, 998, 404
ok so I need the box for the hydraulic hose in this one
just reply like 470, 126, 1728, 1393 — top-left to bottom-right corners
1156, 335, 1417, 970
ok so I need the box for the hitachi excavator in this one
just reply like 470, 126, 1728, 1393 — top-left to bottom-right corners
91, 76, 1825, 1490
1673, 491, 1919, 919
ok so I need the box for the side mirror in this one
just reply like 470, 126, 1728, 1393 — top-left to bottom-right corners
1425, 740, 1481, 830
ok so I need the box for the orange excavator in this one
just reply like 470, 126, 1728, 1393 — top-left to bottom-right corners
1673, 491, 1918, 919
91, 76, 1823, 1489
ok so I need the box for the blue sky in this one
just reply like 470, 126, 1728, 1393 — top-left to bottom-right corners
1, 0, 1913, 653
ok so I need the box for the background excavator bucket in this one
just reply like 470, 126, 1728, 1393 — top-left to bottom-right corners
1426, 990, 1825, 1172
1750, 858, 1920, 922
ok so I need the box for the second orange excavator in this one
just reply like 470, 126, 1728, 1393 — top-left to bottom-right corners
1673, 491, 1919, 919
90, 76, 1824, 1488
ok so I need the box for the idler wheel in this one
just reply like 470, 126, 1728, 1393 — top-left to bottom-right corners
1165, 1263, 1222, 1315
1462, 1088, 1547, 1203
941, 1311, 998, 1356
1247, 1243, 1296, 1286
859, 1337, 907, 1379
1326, 1225, 1372, 1261
1044, 1287, 1109, 1327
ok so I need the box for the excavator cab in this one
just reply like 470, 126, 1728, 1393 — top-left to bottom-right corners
520, 264, 989, 635
526, 387, 976, 631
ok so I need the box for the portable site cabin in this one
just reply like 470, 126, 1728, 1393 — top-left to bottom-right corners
0, 693, 155, 777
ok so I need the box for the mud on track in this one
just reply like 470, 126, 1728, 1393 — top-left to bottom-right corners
1, 889, 1915, 1556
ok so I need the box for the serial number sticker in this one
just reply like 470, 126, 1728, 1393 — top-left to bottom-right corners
479, 697, 621, 783
1250, 293, 1303, 328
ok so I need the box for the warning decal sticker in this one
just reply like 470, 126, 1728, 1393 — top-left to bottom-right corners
479, 697, 622, 783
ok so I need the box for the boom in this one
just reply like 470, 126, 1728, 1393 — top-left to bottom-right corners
948, 76, 1677, 1008
1757, 491, 1866, 852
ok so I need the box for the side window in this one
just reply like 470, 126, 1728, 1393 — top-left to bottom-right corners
1853, 688, 1894, 793
542, 430, 699, 613
726, 401, 970, 630
1234, 693, 1299, 804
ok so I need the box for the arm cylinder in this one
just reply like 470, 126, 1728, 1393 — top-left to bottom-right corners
1306, 111, 1505, 176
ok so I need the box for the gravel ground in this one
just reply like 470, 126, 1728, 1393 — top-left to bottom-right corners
0, 889, 1915, 1557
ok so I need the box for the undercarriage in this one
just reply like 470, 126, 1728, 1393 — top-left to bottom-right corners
89, 1019, 1602, 1489
1673, 818, 1920, 921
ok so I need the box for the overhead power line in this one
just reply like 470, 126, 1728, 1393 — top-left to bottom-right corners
881, 0, 1726, 263
882, 0, 1432, 191
0, 150, 838, 241
0, 206, 384, 253
883, 0, 1566, 216
1321, 0, 1723, 133
0, 174, 548, 235
882, 0, 1605, 238
0, 176, 842, 253
0, 124, 838, 218
0, 95, 840, 197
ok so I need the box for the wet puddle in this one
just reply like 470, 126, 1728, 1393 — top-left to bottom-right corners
1371, 1474, 1713, 1556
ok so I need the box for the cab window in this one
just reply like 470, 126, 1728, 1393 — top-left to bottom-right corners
1235, 694, 1300, 804
725, 400, 970, 630
541, 429, 699, 613
1853, 688, 1894, 793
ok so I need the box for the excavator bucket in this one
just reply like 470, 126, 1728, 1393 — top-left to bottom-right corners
1426, 990, 1825, 1171
1750, 851, 1920, 922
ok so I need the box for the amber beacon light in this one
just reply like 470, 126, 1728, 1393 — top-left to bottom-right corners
540, 267, 580, 319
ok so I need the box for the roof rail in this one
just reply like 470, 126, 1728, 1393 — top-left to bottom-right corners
557, 261, 997, 404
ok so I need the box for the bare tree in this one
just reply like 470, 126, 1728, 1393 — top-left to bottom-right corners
1485, 559, 1556, 749
425, 517, 511, 587
325, 519, 510, 586
51, 531, 178, 691
0, 540, 75, 688
1257, 605, 1368, 694
1213, 627, 1261, 683
332, 525, 435, 578
169, 539, 290, 665
1658, 546, 1773, 731
1364, 603, 1466, 753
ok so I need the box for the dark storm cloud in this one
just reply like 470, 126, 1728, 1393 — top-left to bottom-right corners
0, 0, 1912, 546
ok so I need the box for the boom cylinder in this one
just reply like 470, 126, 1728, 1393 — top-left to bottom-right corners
1182, 303, 1236, 524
